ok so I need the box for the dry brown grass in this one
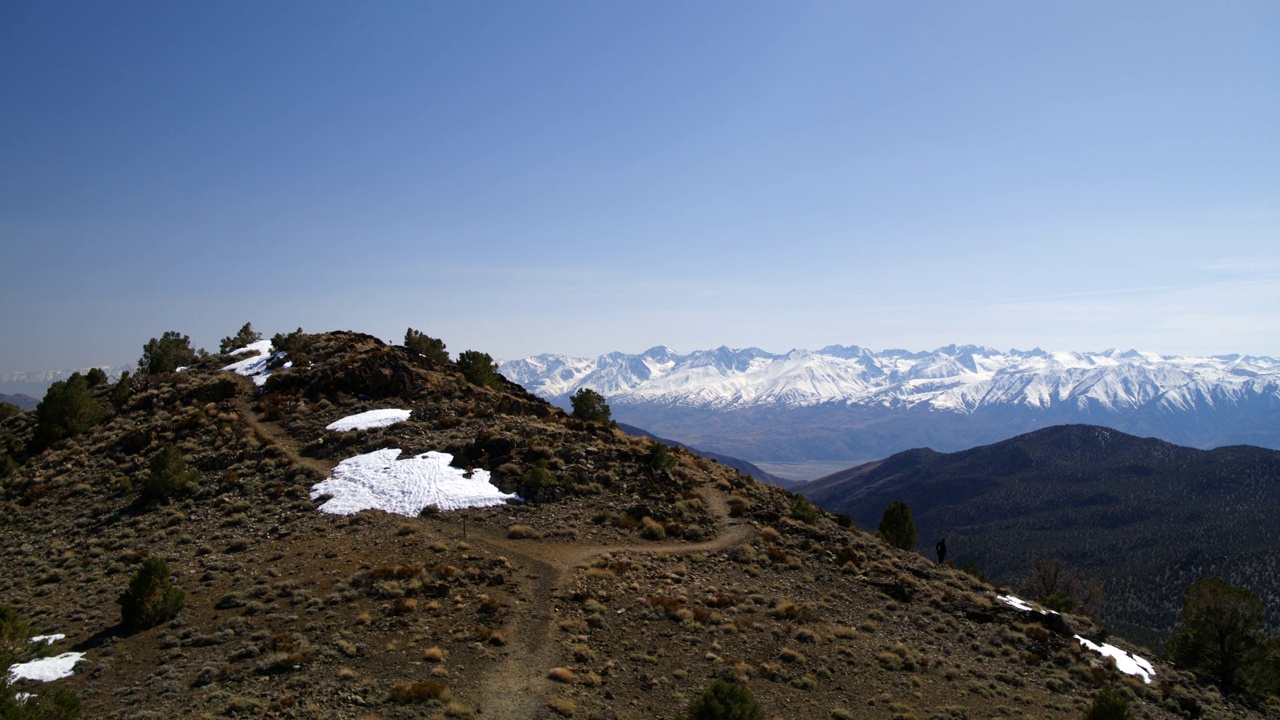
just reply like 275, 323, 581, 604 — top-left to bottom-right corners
389, 680, 451, 704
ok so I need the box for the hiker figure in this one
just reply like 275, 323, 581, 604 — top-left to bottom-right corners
935, 538, 947, 564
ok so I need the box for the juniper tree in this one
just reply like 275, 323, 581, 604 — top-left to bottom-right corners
141, 444, 197, 502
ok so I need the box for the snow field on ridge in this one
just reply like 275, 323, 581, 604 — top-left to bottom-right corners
310, 449, 520, 515
325, 409, 412, 432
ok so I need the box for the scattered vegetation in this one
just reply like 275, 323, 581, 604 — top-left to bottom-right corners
118, 556, 185, 630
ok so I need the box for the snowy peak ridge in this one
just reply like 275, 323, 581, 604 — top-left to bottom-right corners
498, 345, 1280, 414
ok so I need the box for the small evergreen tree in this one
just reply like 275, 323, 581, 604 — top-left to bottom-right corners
646, 442, 676, 473
1085, 687, 1133, 720
876, 500, 919, 550
570, 388, 612, 424
270, 328, 313, 366
683, 679, 763, 720
0, 401, 18, 422
789, 495, 820, 525
456, 350, 501, 388
140, 444, 197, 502
219, 322, 262, 353
1166, 576, 1266, 690
109, 371, 133, 409
118, 556, 185, 630
404, 328, 449, 363
33, 373, 103, 447
84, 367, 107, 387
139, 331, 198, 374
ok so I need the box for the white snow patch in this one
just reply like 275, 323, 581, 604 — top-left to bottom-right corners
997, 594, 1059, 616
7, 652, 85, 682
221, 340, 285, 386
310, 449, 519, 515
326, 409, 412, 432
28, 634, 64, 645
1075, 635, 1155, 684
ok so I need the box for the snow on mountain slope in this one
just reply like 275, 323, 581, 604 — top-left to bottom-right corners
499, 345, 1280, 415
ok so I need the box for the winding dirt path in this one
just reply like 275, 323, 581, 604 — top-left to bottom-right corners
453, 490, 756, 718
231, 380, 756, 717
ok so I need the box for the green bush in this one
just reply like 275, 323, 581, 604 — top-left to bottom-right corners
0, 455, 15, 480
404, 328, 448, 363
1166, 576, 1267, 691
570, 388, 612, 424
0, 402, 18, 423
876, 500, 919, 550
118, 556, 185, 630
456, 350, 501, 388
139, 331, 199, 374
683, 679, 762, 720
789, 495, 820, 525
33, 373, 103, 448
521, 464, 556, 503
1084, 687, 1132, 720
140, 444, 197, 502
219, 322, 262, 353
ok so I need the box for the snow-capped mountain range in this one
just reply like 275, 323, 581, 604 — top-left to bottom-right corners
500, 345, 1280, 463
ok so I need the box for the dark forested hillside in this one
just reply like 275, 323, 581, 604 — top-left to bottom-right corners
800, 425, 1280, 641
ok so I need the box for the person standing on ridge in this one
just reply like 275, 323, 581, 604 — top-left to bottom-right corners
935, 538, 947, 564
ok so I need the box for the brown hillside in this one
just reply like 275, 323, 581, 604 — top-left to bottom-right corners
0, 331, 1268, 719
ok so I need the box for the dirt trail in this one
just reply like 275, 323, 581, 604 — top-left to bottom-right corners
233, 381, 756, 717
230, 382, 335, 479
456, 489, 757, 718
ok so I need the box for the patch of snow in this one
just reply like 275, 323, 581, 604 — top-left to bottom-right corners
1075, 635, 1155, 684
7, 652, 85, 682
326, 409, 412, 432
997, 594, 1059, 616
28, 634, 64, 645
221, 340, 284, 386
310, 449, 519, 516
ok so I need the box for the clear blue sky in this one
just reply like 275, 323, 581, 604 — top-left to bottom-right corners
2, 1, 1277, 373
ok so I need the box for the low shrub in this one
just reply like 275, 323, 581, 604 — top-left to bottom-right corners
683, 679, 763, 720
140, 444, 197, 502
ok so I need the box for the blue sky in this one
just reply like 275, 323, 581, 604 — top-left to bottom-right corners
2, 1, 1277, 373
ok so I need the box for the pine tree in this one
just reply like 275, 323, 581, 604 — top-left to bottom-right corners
456, 350, 501, 388
118, 556, 185, 630
570, 388, 611, 424
1166, 576, 1266, 690
139, 331, 198, 374
33, 373, 103, 448
219, 322, 262, 353
404, 328, 449, 363
876, 500, 919, 550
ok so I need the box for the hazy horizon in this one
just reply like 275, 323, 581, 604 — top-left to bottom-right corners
4, 1, 1277, 373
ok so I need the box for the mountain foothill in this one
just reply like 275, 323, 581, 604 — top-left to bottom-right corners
1, 328, 1278, 718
